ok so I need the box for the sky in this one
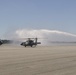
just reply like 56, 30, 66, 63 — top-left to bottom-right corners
0, 0, 76, 36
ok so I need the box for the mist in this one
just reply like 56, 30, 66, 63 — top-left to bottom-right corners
2, 29, 76, 45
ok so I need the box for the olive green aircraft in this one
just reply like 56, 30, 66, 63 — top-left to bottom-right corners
20, 38, 41, 47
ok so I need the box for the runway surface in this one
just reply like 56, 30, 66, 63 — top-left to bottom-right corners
0, 45, 76, 75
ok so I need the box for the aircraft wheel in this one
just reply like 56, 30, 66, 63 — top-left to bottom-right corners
31, 45, 32, 47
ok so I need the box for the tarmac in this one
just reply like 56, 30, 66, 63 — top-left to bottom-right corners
0, 45, 76, 75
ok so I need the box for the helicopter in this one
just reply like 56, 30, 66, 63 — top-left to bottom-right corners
20, 38, 41, 47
